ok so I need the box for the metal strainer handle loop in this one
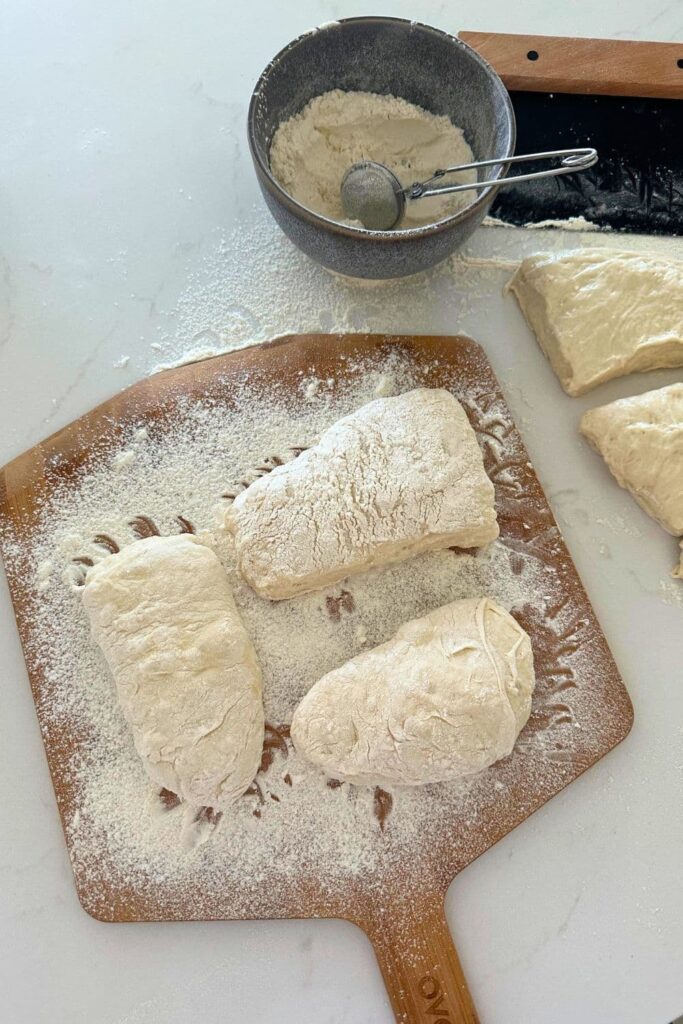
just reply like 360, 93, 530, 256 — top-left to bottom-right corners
408, 147, 598, 199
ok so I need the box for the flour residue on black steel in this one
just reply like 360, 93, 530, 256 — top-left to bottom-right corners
491, 91, 683, 235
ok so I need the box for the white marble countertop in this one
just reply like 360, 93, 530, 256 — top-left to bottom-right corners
1, 2, 682, 1022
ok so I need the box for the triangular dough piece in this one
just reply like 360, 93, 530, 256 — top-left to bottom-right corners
291, 597, 535, 787
580, 383, 683, 536
509, 250, 683, 396
225, 389, 498, 599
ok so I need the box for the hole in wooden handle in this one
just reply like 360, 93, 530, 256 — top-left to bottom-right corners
527, 49, 539, 61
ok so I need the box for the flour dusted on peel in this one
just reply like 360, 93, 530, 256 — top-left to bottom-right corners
0, 351, 602, 916
269, 90, 475, 229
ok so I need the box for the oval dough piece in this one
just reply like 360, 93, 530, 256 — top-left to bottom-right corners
580, 383, 683, 536
508, 250, 683, 396
290, 597, 534, 787
82, 534, 264, 809
225, 389, 498, 599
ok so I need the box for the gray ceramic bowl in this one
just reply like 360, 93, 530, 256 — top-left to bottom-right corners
248, 17, 515, 280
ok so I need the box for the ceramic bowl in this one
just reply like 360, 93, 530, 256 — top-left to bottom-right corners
248, 17, 515, 279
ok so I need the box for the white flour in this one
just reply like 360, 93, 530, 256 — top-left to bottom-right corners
269, 90, 475, 228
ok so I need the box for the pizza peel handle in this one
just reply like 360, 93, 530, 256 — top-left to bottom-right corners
363, 891, 479, 1024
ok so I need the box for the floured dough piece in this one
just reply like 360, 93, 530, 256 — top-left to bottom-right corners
291, 597, 534, 787
225, 389, 498, 599
580, 383, 683, 536
82, 534, 264, 809
508, 250, 683, 395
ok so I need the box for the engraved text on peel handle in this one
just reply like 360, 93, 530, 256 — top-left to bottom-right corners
365, 896, 479, 1024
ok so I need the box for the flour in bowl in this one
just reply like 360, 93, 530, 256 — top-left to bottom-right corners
269, 90, 476, 228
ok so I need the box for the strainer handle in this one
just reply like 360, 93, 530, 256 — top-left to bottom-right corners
408, 147, 598, 199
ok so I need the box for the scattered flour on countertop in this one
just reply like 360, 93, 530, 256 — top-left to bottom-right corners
151, 197, 637, 375
149, 208, 514, 371
269, 90, 475, 229
148, 198, 679, 374
0, 350, 608, 916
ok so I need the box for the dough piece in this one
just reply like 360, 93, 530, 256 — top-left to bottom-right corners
580, 383, 683, 536
82, 534, 264, 809
508, 250, 683, 395
225, 389, 498, 599
291, 597, 534, 787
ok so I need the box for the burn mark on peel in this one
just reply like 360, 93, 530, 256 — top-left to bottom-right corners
373, 787, 393, 830
129, 515, 161, 539
72, 556, 94, 567
546, 748, 576, 764
176, 515, 195, 534
259, 722, 290, 774
159, 787, 181, 811
513, 602, 583, 700
448, 545, 479, 557
325, 588, 355, 623
93, 534, 120, 554
488, 468, 526, 501
507, 550, 525, 576
256, 455, 285, 473
244, 780, 265, 805
283, 773, 292, 787
194, 805, 222, 826
326, 778, 342, 790
222, 448, 305, 501
531, 703, 574, 730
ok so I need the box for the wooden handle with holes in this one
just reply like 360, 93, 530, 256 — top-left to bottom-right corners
363, 894, 479, 1024
460, 32, 683, 99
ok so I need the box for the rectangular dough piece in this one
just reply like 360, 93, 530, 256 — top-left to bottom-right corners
225, 388, 499, 599
82, 534, 264, 809
508, 249, 683, 396
580, 383, 683, 536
